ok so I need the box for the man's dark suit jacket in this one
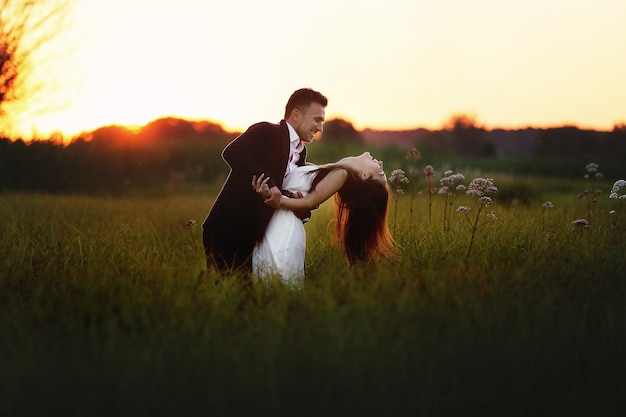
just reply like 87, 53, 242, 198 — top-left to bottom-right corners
202, 120, 307, 271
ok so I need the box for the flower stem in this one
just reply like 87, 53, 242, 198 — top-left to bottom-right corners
464, 207, 482, 266
393, 194, 399, 235
427, 177, 432, 224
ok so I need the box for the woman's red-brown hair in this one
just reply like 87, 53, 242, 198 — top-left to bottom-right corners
311, 165, 397, 265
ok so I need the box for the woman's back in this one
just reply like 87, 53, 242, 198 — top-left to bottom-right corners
282, 165, 318, 195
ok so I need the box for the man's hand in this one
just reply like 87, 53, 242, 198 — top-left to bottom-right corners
252, 173, 282, 208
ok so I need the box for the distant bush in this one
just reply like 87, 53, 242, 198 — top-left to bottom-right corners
494, 181, 539, 206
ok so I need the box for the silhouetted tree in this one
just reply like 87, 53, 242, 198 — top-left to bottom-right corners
613, 122, 626, 140
445, 113, 494, 157
321, 118, 364, 144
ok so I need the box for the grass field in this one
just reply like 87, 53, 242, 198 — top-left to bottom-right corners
1, 173, 625, 416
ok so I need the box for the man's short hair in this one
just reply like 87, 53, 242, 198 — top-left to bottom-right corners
285, 88, 328, 119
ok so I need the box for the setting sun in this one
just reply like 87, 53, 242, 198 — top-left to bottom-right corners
2, 0, 626, 141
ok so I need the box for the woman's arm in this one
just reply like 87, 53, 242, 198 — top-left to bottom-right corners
279, 169, 347, 211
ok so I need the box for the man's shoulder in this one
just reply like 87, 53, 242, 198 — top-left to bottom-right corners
245, 120, 285, 134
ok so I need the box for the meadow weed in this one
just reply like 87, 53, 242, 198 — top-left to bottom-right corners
609, 179, 626, 227
387, 168, 409, 234
438, 170, 465, 232
404, 148, 422, 221
423, 164, 436, 224
577, 162, 604, 225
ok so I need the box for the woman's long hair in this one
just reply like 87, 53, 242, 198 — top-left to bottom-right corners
311, 165, 397, 265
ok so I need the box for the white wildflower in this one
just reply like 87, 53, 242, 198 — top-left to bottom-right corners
440, 172, 465, 188
585, 163, 599, 173
466, 189, 482, 198
388, 169, 410, 192
466, 178, 498, 198
610, 179, 626, 199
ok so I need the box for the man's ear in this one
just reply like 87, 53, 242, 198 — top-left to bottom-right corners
290, 108, 301, 122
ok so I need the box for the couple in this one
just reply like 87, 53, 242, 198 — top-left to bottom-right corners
202, 88, 395, 286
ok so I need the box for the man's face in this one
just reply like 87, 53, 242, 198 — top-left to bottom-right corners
294, 102, 325, 144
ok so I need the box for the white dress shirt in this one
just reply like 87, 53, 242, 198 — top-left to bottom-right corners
285, 122, 303, 177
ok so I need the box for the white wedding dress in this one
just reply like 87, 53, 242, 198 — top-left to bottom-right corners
253, 165, 317, 288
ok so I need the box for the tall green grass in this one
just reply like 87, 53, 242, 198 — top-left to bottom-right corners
1, 183, 625, 416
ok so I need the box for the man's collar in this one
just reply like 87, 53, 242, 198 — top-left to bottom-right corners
286, 122, 300, 144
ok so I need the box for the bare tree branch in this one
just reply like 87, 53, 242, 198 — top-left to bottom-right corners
0, 0, 74, 128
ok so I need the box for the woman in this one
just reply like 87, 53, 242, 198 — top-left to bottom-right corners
251, 152, 396, 287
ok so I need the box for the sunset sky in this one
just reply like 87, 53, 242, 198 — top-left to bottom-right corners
5, 0, 626, 139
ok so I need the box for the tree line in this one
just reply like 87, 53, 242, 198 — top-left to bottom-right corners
1, 116, 625, 194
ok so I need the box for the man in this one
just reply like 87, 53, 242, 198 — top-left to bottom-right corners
202, 88, 328, 273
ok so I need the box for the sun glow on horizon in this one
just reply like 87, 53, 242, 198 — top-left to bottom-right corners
2, 0, 625, 141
